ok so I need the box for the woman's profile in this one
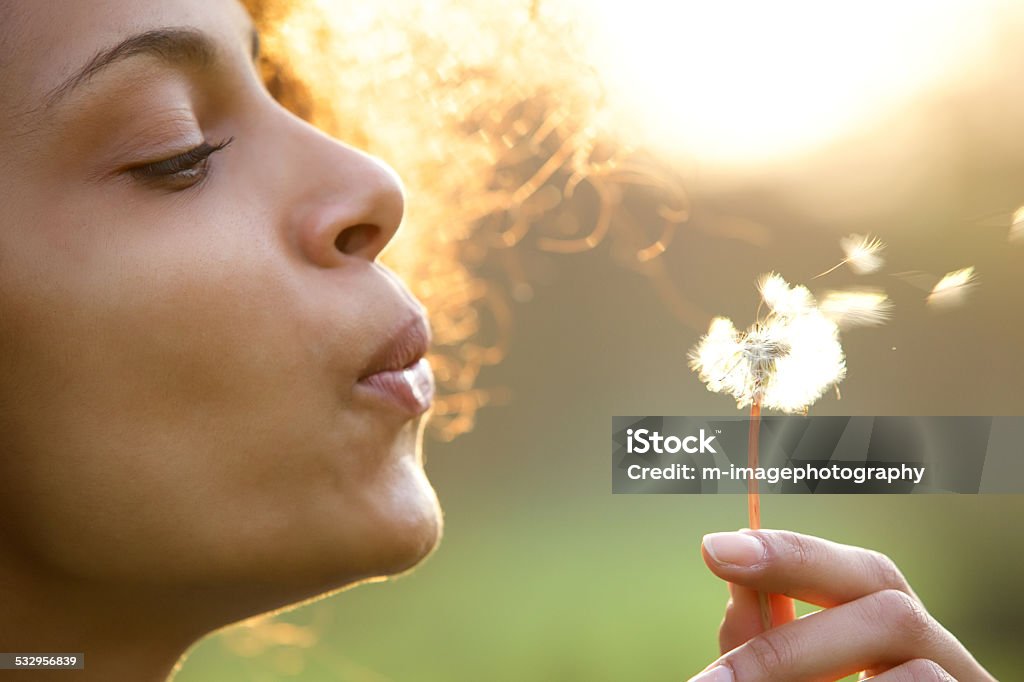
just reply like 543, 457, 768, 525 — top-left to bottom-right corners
0, 1, 1001, 680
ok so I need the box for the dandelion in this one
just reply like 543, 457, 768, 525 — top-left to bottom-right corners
820, 290, 893, 328
690, 273, 858, 631
757, 272, 814, 317
841, 234, 886, 274
1011, 206, 1024, 243
814, 233, 886, 278
690, 275, 847, 414
926, 266, 977, 309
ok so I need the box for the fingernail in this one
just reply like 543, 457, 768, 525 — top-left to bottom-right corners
703, 532, 765, 567
688, 665, 734, 682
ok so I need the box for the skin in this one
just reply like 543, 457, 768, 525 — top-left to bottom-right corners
0, 1, 441, 680
693, 530, 998, 681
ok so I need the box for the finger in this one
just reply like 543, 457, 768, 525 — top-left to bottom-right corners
720, 583, 796, 653
689, 589, 988, 682
862, 659, 956, 681
701, 529, 918, 608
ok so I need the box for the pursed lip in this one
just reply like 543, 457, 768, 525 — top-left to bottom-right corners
358, 313, 432, 380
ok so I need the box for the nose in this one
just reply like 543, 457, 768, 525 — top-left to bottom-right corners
291, 129, 405, 268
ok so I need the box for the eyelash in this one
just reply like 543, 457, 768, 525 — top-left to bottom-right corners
128, 137, 234, 191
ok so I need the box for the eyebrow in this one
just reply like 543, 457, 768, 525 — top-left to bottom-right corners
40, 25, 261, 113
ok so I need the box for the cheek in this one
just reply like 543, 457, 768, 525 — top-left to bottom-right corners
0, 220, 438, 590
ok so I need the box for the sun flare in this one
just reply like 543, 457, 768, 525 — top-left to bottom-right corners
579, 0, 999, 164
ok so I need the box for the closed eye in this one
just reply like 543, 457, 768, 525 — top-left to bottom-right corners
128, 137, 233, 191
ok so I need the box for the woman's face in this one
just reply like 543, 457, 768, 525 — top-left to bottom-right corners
0, 0, 441, 610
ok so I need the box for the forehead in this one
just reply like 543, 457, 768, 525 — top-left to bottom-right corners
1, 0, 250, 119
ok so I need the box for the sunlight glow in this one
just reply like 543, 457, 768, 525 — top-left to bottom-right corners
581, 0, 999, 164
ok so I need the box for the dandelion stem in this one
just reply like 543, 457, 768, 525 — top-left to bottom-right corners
747, 397, 761, 530
747, 394, 773, 631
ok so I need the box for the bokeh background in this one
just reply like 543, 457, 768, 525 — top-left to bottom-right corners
176, 0, 1024, 679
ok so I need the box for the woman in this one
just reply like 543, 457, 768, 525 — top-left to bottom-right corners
0, 1, 999, 680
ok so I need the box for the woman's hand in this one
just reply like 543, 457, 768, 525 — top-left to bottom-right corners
688, 529, 997, 681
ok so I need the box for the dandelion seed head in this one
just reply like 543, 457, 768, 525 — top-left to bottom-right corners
689, 316, 746, 396
707, 316, 739, 342
690, 282, 846, 413
927, 266, 977, 309
738, 321, 791, 400
758, 272, 814, 317
820, 290, 893, 327
763, 309, 846, 412
839, 233, 886, 274
742, 323, 791, 368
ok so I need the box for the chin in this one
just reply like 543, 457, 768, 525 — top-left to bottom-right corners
309, 450, 444, 591
363, 456, 444, 578
234, 461, 442, 623
363, 415, 444, 575
243, 421, 443, 611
